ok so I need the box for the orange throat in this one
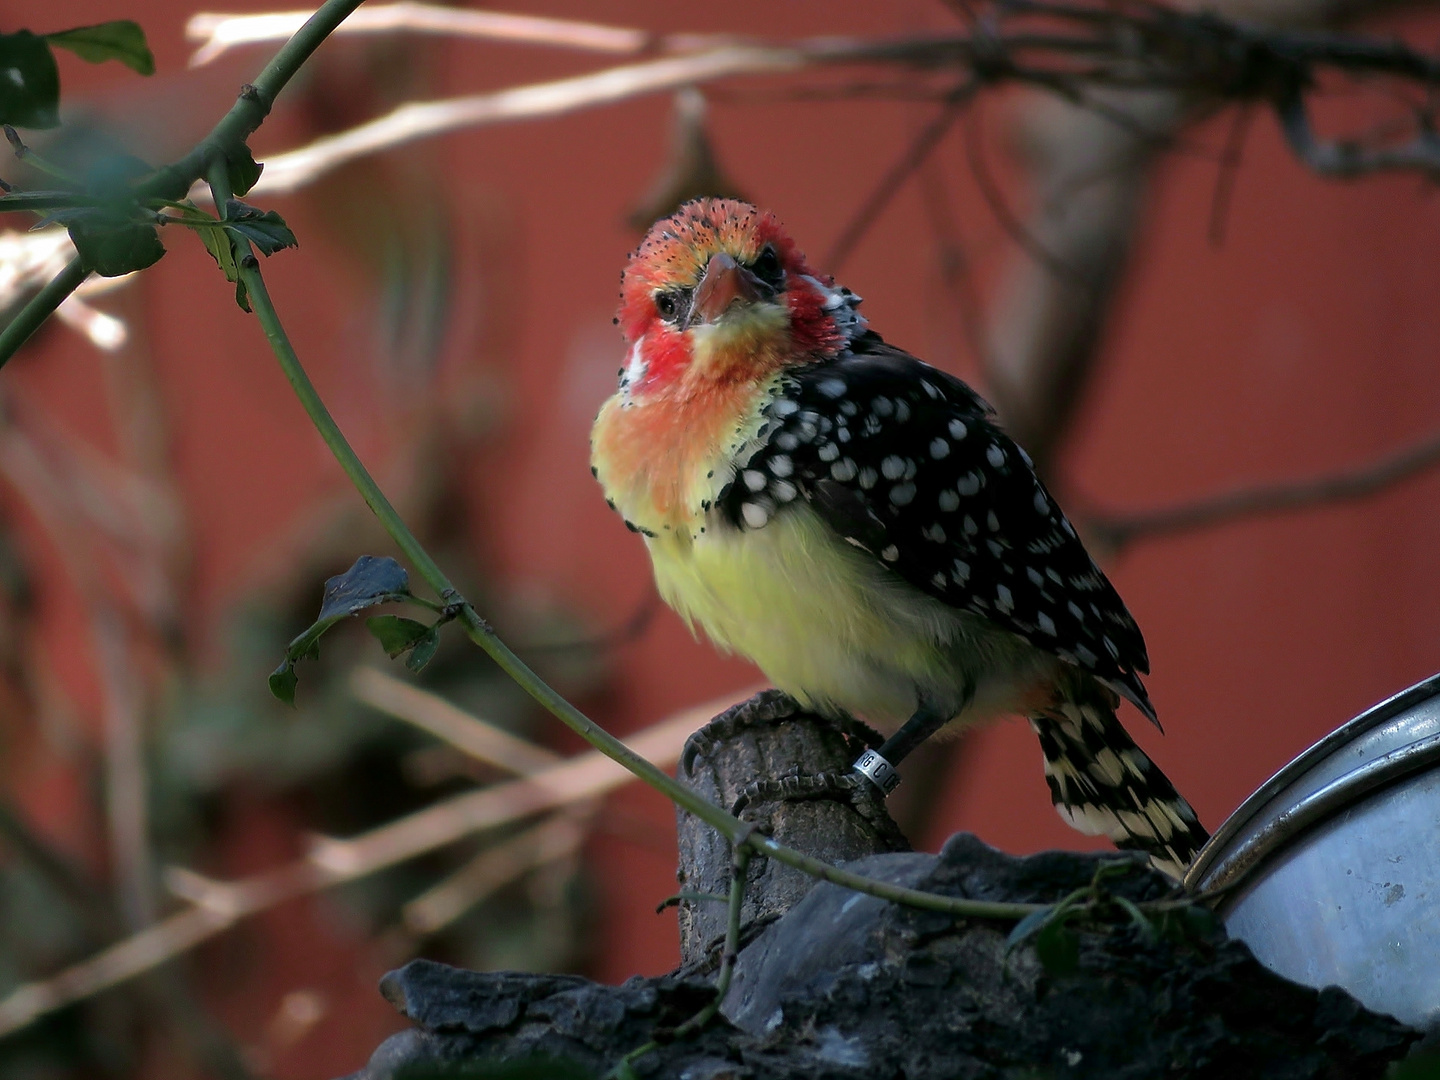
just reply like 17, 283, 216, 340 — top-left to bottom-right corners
592, 372, 779, 538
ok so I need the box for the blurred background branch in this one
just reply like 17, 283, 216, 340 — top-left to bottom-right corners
0, 1, 1437, 1076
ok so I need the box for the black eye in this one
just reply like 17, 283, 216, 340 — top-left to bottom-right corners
655, 291, 679, 320
752, 245, 783, 288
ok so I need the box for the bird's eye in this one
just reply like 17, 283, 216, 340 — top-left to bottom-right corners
751, 245, 783, 288
654, 291, 680, 320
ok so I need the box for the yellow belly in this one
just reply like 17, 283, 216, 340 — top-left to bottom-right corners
647, 505, 1058, 730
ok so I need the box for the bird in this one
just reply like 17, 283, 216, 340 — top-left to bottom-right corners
590, 198, 1207, 876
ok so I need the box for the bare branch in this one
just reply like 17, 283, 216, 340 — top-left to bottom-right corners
401, 808, 593, 935
0, 687, 749, 1038
1277, 83, 1440, 177
1208, 103, 1257, 245
187, 4, 662, 67
825, 86, 975, 273
1085, 426, 1440, 551
349, 666, 561, 775
249, 45, 811, 197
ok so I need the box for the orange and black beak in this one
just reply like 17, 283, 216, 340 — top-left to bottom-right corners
687, 253, 770, 327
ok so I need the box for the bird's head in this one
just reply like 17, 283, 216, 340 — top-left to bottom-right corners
617, 199, 851, 393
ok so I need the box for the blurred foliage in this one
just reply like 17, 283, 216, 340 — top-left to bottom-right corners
0, 26, 614, 1080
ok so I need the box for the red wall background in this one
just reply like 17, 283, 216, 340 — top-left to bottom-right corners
5, 1, 1440, 1076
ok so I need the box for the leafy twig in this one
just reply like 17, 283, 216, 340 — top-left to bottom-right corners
0, 0, 365, 368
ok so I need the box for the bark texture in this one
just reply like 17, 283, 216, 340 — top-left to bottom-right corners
339, 703, 1423, 1080
673, 691, 908, 969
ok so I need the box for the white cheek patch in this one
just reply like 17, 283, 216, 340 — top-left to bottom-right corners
800, 274, 868, 345
619, 336, 648, 397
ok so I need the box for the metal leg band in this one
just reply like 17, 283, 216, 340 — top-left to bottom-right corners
852, 748, 901, 795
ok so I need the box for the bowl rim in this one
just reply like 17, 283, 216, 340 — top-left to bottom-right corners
1182, 670, 1440, 894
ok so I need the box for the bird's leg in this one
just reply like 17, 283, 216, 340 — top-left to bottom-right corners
681, 688, 882, 777
851, 700, 955, 796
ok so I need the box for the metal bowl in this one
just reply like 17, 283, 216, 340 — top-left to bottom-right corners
1184, 672, 1440, 1029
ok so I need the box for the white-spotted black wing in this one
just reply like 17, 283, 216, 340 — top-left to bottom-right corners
716, 332, 1156, 721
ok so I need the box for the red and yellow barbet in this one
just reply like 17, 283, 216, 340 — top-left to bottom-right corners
592, 198, 1206, 876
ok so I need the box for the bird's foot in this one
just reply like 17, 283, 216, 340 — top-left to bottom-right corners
730, 770, 895, 837
680, 689, 882, 777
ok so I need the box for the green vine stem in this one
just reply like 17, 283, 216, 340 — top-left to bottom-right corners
0, 256, 87, 369
0, 0, 366, 369
231, 239, 1096, 924
611, 845, 753, 1076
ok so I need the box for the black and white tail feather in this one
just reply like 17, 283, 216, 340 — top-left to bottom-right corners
1029, 684, 1208, 878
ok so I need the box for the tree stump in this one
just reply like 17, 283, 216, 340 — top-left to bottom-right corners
673, 690, 909, 968
338, 694, 1424, 1080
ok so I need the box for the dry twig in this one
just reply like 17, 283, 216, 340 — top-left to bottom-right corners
186, 4, 664, 67
213, 4, 1440, 201
1085, 425, 1440, 550
0, 687, 746, 1038
349, 666, 561, 775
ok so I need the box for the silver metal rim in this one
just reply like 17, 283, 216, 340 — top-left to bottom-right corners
1185, 709, 1440, 896
1184, 670, 1440, 891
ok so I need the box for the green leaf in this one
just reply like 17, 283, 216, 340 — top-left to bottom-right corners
45, 22, 154, 76
268, 661, 298, 706
196, 221, 238, 281
405, 626, 441, 673
1034, 920, 1079, 976
0, 32, 61, 129
223, 199, 297, 256
68, 213, 164, 276
219, 144, 262, 197
366, 615, 431, 658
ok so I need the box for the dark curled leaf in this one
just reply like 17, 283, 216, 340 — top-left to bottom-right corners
219, 145, 262, 197
1034, 920, 1080, 976
268, 661, 298, 706
45, 21, 155, 76
268, 557, 412, 704
68, 214, 164, 276
0, 32, 60, 129
367, 615, 431, 658
319, 555, 410, 622
222, 199, 296, 255
1006, 906, 1054, 950
405, 626, 441, 673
